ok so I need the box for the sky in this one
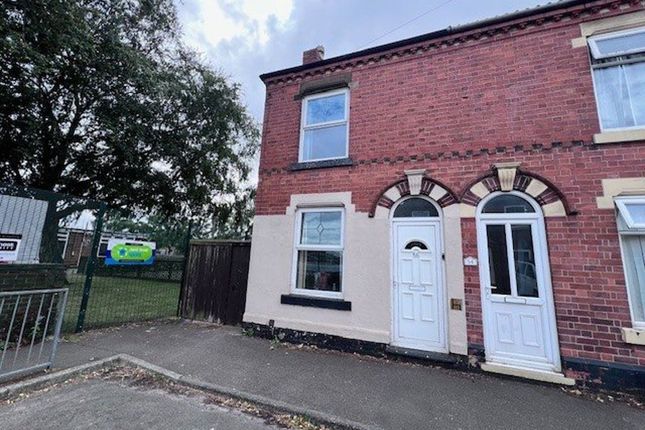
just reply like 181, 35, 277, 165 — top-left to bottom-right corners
73, 1, 553, 228
176, 0, 550, 124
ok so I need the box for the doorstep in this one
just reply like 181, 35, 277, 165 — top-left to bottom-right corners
385, 345, 460, 365
480, 362, 576, 386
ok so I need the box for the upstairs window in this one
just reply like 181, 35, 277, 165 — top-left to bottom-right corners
589, 27, 645, 131
300, 89, 349, 162
616, 197, 645, 328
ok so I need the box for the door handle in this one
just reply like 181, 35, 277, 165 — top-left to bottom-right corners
485, 285, 497, 297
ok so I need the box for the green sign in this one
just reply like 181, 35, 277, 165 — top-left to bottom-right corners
105, 239, 156, 265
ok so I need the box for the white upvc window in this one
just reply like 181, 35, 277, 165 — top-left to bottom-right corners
299, 88, 349, 162
616, 196, 645, 329
589, 27, 645, 131
292, 208, 344, 298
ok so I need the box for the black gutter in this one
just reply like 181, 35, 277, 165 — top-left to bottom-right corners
260, 0, 595, 81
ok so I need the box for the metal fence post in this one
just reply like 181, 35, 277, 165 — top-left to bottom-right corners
49, 289, 68, 368
176, 221, 192, 317
75, 203, 107, 332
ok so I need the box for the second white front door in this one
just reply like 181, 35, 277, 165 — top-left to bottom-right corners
392, 221, 446, 352
477, 199, 561, 373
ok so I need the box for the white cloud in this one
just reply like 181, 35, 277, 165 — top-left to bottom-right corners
181, 0, 294, 52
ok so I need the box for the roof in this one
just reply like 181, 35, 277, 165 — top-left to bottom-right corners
260, 0, 591, 81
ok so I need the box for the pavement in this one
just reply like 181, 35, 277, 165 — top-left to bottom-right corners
35, 321, 645, 429
0, 377, 279, 430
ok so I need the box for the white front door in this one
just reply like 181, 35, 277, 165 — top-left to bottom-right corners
478, 216, 560, 372
392, 221, 446, 352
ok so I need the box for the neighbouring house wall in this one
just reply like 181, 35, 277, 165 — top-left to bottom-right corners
250, 0, 645, 381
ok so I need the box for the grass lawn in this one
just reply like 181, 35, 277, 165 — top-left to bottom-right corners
63, 274, 180, 332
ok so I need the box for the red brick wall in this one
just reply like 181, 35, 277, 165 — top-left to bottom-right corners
256, 2, 645, 369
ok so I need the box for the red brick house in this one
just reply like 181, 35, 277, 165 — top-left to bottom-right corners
244, 0, 645, 389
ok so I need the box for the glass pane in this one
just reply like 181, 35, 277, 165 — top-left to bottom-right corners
393, 198, 439, 218
621, 235, 645, 323
482, 195, 535, 214
306, 93, 346, 125
512, 225, 539, 298
594, 66, 635, 129
405, 241, 428, 250
303, 124, 347, 160
624, 62, 645, 126
486, 225, 511, 295
296, 250, 342, 292
300, 211, 341, 246
625, 202, 645, 225
593, 31, 645, 58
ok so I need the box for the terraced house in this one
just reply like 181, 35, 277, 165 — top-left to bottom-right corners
244, 0, 645, 389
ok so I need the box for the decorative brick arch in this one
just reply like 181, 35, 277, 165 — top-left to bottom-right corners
369, 175, 459, 218
460, 165, 575, 217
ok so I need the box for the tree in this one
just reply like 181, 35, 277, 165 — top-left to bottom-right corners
0, 0, 259, 230
103, 186, 256, 255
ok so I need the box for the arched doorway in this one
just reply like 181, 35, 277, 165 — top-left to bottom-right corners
391, 196, 447, 353
476, 191, 561, 373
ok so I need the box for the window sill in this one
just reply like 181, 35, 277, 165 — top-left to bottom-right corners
593, 129, 645, 145
280, 294, 351, 311
621, 327, 645, 346
289, 158, 353, 171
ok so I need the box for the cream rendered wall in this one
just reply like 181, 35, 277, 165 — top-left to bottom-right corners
244, 191, 468, 354
443, 204, 468, 355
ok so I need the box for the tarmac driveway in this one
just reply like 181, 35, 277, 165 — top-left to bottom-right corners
0, 377, 278, 430
45, 321, 645, 429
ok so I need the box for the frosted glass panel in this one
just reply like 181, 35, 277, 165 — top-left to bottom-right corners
300, 211, 342, 246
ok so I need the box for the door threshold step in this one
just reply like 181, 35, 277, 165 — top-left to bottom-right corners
386, 345, 458, 364
480, 362, 575, 386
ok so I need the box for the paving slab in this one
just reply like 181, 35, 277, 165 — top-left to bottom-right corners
0, 377, 278, 430
51, 321, 645, 430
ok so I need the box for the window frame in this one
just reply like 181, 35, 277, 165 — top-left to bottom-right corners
291, 207, 345, 299
616, 196, 645, 230
588, 26, 645, 133
298, 88, 350, 163
588, 26, 645, 60
615, 196, 645, 329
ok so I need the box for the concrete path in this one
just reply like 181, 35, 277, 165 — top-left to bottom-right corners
51, 321, 644, 430
0, 378, 278, 430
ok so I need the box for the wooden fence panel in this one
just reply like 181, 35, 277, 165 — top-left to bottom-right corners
179, 240, 251, 325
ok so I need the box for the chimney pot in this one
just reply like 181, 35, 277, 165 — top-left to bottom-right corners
303, 45, 325, 65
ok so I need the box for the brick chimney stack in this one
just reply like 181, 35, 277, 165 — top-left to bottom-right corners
302, 46, 325, 64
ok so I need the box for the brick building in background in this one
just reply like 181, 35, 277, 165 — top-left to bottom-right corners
244, 0, 645, 389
